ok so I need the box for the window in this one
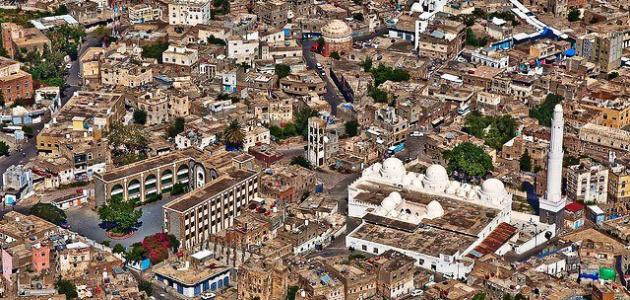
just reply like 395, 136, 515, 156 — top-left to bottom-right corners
361, 244, 367, 251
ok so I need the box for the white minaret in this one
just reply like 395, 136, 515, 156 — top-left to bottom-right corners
539, 104, 566, 229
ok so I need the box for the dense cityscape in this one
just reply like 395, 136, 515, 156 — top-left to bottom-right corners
0, 0, 628, 299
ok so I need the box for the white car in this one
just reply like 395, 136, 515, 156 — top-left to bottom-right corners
200, 292, 216, 300
411, 289, 424, 296
65, 63, 72, 70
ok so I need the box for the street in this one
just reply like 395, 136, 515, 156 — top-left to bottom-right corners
301, 40, 342, 115
0, 36, 101, 184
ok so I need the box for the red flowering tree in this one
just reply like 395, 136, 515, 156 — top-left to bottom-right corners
140, 233, 180, 264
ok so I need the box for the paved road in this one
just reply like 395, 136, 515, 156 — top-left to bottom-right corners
0, 36, 101, 183
301, 40, 341, 115
65, 197, 170, 248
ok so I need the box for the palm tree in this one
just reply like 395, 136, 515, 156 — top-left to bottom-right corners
223, 120, 245, 149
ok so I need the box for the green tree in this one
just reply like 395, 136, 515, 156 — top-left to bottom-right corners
368, 85, 388, 103
294, 107, 317, 139
472, 292, 486, 300
330, 51, 341, 60
108, 123, 150, 166
520, 150, 532, 172
167, 117, 186, 138
291, 156, 311, 169
133, 109, 147, 125
113, 243, 125, 254
98, 196, 142, 234
30, 203, 67, 225
141, 42, 169, 62
22, 125, 34, 136
0, 90, 4, 107
275, 64, 291, 79
139, 280, 153, 296
286, 286, 299, 300
568, 8, 580, 22
168, 234, 180, 252
344, 120, 359, 137
0, 141, 10, 156
362, 57, 372, 72
125, 243, 146, 263
369, 64, 410, 86
529, 94, 563, 127
56, 278, 78, 299
443, 142, 493, 180
465, 28, 488, 47
223, 120, 245, 149
207, 35, 226, 45
608, 71, 620, 80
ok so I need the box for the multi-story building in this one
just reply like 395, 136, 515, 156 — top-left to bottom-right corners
279, 71, 326, 96
162, 154, 260, 249
0, 23, 51, 59
226, 36, 259, 64
132, 89, 170, 126
78, 47, 105, 87
566, 159, 609, 204
2, 164, 33, 204
609, 164, 630, 203
579, 123, 630, 161
580, 98, 630, 129
128, 4, 163, 24
168, 0, 212, 26
576, 25, 625, 73
471, 49, 509, 69
162, 44, 199, 67
243, 123, 270, 151
254, 0, 289, 28
307, 117, 329, 168
323, 256, 378, 300
94, 148, 238, 205
416, 20, 465, 60
236, 256, 288, 300
0, 57, 33, 105
297, 261, 345, 300
374, 250, 416, 299
100, 59, 152, 87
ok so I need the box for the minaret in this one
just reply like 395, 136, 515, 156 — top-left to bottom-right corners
539, 104, 566, 229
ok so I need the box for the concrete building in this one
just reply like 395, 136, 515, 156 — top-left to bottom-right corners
128, 4, 163, 24
307, 117, 336, 168
608, 164, 630, 203
100, 59, 152, 88
0, 57, 33, 105
566, 159, 608, 204
346, 158, 513, 279
539, 105, 566, 229
254, 0, 289, 28
2, 165, 33, 205
237, 257, 288, 300
576, 29, 624, 73
168, 0, 212, 26
0, 23, 51, 59
162, 154, 259, 249
226, 36, 259, 64
471, 49, 509, 69
279, 71, 326, 96
162, 45, 199, 67
321, 20, 353, 57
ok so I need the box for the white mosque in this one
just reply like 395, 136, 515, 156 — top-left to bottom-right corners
346, 157, 555, 279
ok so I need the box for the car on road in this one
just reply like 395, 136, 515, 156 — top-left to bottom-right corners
65, 63, 72, 70
316, 62, 323, 69
200, 292, 216, 300
411, 289, 424, 296
320, 70, 326, 76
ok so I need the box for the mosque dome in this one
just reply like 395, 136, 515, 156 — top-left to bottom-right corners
322, 20, 353, 40
424, 165, 449, 183
481, 178, 505, 195
381, 157, 405, 180
426, 200, 444, 219
381, 192, 403, 212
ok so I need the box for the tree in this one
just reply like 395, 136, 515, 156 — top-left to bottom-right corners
472, 292, 486, 300
362, 58, 372, 72
520, 150, 532, 172
98, 196, 142, 234
207, 35, 226, 45
113, 243, 125, 254
22, 125, 34, 136
291, 156, 311, 169
141, 42, 169, 62
0, 90, 4, 107
344, 120, 359, 137
223, 120, 245, 149
286, 286, 299, 300
139, 280, 153, 296
30, 203, 67, 225
56, 278, 78, 299
529, 94, 563, 127
608, 71, 620, 80
167, 117, 186, 138
125, 243, 146, 264
330, 51, 341, 60
568, 8, 580, 22
133, 110, 147, 125
464, 113, 517, 150
294, 107, 317, 139
369, 64, 410, 86
465, 28, 488, 47
275, 64, 291, 79
368, 85, 388, 103
0, 141, 9, 156
108, 123, 150, 166
443, 142, 493, 180
168, 234, 180, 252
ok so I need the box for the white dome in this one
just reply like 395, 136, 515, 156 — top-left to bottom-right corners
381, 157, 405, 180
426, 200, 444, 219
482, 178, 505, 195
424, 164, 449, 185
389, 191, 403, 205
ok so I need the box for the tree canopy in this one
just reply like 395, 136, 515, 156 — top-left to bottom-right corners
568, 8, 580, 22
0, 141, 9, 156
369, 64, 410, 86
463, 112, 517, 150
443, 142, 493, 180
167, 117, 186, 138
223, 120, 245, 149
275, 64, 291, 79
141, 42, 169, 62
291, 156, 312, 169
345, 120, 359, 137
98, 196, 142, 234
108, 123, 150, 166
330, 51, 341, 60
30, 203, 67, 225
133, 110, 147, 125
56, 278, 78, 299
295, 107, 318, 139
529, 94, 563, 127
520, 150, 532, 172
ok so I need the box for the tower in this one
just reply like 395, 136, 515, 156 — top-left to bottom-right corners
539, 104, 566, 229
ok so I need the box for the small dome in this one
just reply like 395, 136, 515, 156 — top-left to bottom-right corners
425, 164, 448, 183
322, 20, 353, 39
389, 191, 403, 205
482, 178, 505, 195
426, 200, 444, 219
381, 157, 405, 180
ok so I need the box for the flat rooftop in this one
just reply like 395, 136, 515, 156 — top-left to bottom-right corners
354, 181, 499, 236
153, 259, 230, 286
349, 222, 477, 257
164, 169, 256, 213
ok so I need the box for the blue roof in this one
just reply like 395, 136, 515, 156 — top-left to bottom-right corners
565, 48, 576, 57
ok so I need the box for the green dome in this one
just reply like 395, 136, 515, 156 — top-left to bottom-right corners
599, 267, 616, 281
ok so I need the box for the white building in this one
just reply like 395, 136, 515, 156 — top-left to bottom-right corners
162, 45, 199, 67
307, 117, 327, 168
226, 36, 259, 64
346, 158, 513, 279
243, 124, 270, 151
539, 104, 566, 229
168, 0, 212, 26
566, 159, 608, 204
471, 49, 509, 69
128, 4, 162, 24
